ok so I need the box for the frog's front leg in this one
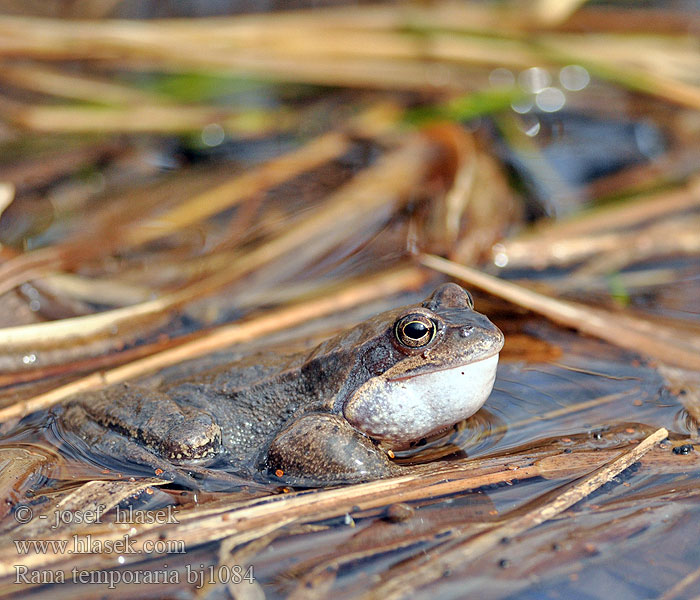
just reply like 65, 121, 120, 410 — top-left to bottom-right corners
63, 383, 222, 462
263, 413, 401, 486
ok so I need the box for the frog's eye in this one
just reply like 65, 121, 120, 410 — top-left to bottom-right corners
395, 315, 436, 348
465, 290, 474, 309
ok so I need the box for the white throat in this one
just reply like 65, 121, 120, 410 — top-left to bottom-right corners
344, 354, 499, 448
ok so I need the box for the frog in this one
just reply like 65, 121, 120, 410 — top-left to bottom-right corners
58, 283, 504, 487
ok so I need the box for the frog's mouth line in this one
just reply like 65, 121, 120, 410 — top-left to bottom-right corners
386, 349, 501, 383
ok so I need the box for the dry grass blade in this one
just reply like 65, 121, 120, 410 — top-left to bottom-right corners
420, 254, 700, 370
660, 564, 700, 600
127, 131, 350, 246
0, 62, 160, 105
0, 296, 170, 347
293, 438, 696, 596
38, 273, 155, 307
218, 529, 293, 600
533, 0, 590, 25
0, 134, 433, 373
0, 128, 350, 299
12, 479, 171, 539
0, 3, 697, 107
0, 249, 75, 310
571, 216, 700, 277
499, 177, 700, 269
533, 441, 697, 480
0, 266, 425, 422
0, 447, 607, 580
0, 459, 535, 580
4, 101, 288, 135
0, 447, 50, 520
364, 427, 668, 600
0, 183, 14, 218
0, 427, 684, 586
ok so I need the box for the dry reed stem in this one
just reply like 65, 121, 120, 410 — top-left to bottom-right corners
539, 33, 700, 81
40, 273, 155, 307
0, 294, 172, 347
0, 1, 653, 44
0, 6, 694, 57
287, 442, 695, 595
571, 216, 700, 277
0, 262, 65, 304
421, 254, 700, 371
364, 427, 668, 600
660, 564, 700, 600
0, 134, 432, 370
0, 247, 63, 296
0, 129, 349, 298
6, 102, 287, 134
0, 62, 159, 105
499, 177, 700, 269
0, 5, 697, 107
126, 131, 350, 246
0, 429, 682, 583
556, 7, 700, 34
0, 458, 537, 579
0, 447, 50, 520
0, 266, 425, 422
533, 0, 590, 25
15, 479, 171, 539
0, 184, 14, 218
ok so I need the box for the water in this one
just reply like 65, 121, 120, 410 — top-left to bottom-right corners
1, 2, 699, 598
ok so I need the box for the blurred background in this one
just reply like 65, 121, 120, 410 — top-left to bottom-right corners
0, 1, 699, 599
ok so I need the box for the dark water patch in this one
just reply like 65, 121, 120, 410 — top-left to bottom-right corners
392, 408, 505, 464
483, 357, 669, 457
491, 110, 667, 218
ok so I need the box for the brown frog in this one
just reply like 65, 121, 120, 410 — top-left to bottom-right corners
59, 283, 504, 486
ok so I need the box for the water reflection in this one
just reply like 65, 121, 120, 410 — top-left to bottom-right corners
535, 87, 566, 112
496, 64, 591, 119
559, 64, 591, 91
518, 67, 552, 94
482, 335, 674, 456
393, 408, 506, 465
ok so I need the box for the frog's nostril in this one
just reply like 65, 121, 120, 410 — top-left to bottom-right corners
460, 326, 474, 337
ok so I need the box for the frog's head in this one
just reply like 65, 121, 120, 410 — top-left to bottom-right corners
343, 282, 504, 450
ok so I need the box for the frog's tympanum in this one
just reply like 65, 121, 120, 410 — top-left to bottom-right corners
60, 283, 504, 486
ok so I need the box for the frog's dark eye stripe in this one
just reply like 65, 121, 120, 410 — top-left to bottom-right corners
395, 315, 436, 348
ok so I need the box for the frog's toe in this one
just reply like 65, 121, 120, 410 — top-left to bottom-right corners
161, 410, 223, 464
